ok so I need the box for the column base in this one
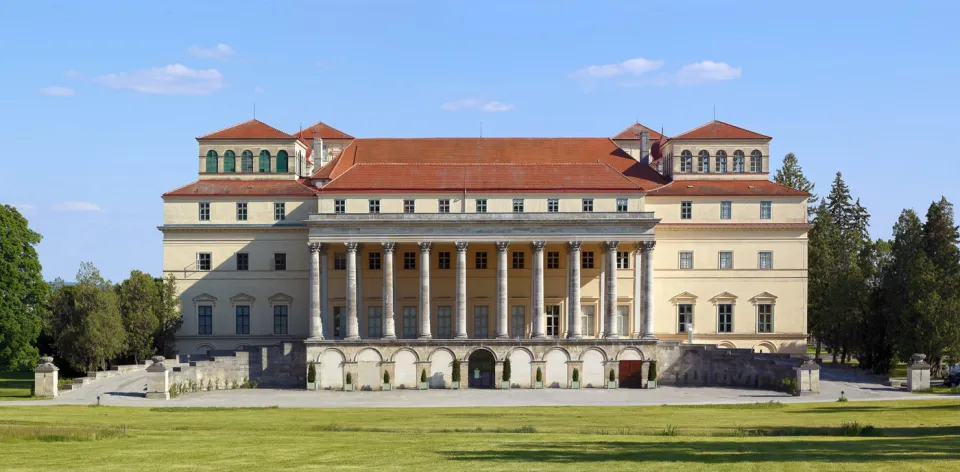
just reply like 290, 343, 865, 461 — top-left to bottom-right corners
567, 334, 583, 340
306, 335, 326, 342
531, 334, 546, 340
344, 335, 361, 341
381, 335, 397, 340
495, 334, 510, 340
631, 332, 642, 339
418, 335, 433, 340
604, 334, 621, 340
455, 334, 468, 339
641, 334, 660, 341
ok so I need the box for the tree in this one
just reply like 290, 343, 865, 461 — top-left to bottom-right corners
0, 205, 47, 371
918, 198, 960, 373
116, 270, 159, 363
153, 275, 182, 358
774, 153, 817, 214
807, 203, 841, 360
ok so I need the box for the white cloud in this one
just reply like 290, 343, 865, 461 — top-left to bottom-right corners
93, 64, 224, 95
38, 86, 75, 97
188, 43, 235, 59
11, 203, 36, 214
441, 99, 515, 112
254, 86, 265, 94
53, 201, 102, 212
569, 57, 664, 80
677, 61, 742, 85
481, 101, 515, 112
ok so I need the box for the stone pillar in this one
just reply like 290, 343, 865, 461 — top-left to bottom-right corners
496, 241, 510, 339
344, 242, 360, 340
380, 361, 395, 390
145, 356, 170, 400
632, 244, 643, 338
567, 241, 583, 339
566, 360, 584, 389
531, 241, 546, 339
455, 242, 469, 339
604, 241, 620, 339
418, 242, 432, 339
457, 360, 469, 389
415, 360, 432, 389
494, 361, 505, 389
320, 245, 329, 339
640, 241, 657, 339
907, 353, 932, 392
603, 360, 620, 389
34, 356, 58, 398
382, 242, 397, 339
531, 360, 547, 387
308, 242, 323, 340
796, 355, 821, 394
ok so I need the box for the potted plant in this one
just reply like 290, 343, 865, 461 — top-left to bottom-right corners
382, 370, 392, 391
418, 369, 429, 390
607, 368, 617, 389
647, 360, 657, 389
451, 361, 461, 389
571, 368, 580, 389
535, 367, 543, 389
307, 362, 317, 391
344, 372, 354, 392
501, 358, 512, 389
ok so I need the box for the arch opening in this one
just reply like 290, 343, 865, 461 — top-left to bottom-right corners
467, 349, 495, 389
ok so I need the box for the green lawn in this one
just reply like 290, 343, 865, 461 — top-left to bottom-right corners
0, 372, 34, 400
1, 400, 959, 470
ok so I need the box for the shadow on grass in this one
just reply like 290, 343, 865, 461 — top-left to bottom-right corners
792, 403, 960, 414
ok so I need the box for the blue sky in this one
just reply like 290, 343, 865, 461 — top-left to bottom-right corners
1, 0, 958, 282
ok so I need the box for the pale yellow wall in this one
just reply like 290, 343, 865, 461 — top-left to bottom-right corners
163, 198, 314, 225
317, 194, 644, 213
667, 139, 770, 176
646, 196, 808, 224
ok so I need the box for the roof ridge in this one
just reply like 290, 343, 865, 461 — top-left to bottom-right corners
197, 118, 294, 140
672, 120, 770, 140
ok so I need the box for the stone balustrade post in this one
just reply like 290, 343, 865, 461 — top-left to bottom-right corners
907, 353, 932, 392
34, 356, 58, 398
145, 356, 170, 400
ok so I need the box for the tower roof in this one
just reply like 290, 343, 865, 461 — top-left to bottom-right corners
613, 122, 664, 140
197, 119, 295, 140
671, 120, 770, 140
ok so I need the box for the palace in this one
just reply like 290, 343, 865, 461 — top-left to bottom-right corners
161, 118, 810, 390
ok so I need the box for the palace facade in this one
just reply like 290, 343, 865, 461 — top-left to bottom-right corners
161, 119, 809, 389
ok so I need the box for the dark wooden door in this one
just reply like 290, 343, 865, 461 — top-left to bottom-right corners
619, 361, 644, 388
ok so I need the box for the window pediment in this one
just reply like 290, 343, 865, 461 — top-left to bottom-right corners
268, 293, 294, 305
709, 292, 738, 303
749, 291, 778, 304
230, 293, 256, 305
670, 291, 698, 303
192, 293, 218, 306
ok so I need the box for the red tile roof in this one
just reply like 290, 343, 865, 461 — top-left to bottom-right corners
292, 121, 354, 141
647, 180, 810, 197
163, 179, 318, 197
671, 120, 770, 140
197, 119, 295, 140
613, 122, 664, 140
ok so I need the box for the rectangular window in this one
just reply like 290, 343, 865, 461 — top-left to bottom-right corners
403, 199, 415, 214
475, 251, 488, 269
367, 306, 382, 338
617, 305, 629, 336
197, 253, 212, 271
235, 305, 250, 335
236, 202, 247, 221
751, 155, 762, 173
402, 306, 417, 339
581, 305, 596, 336
716, 156, 727, 173
512, 251, 525, 269
678, 304, 693, 333
334, 252, 346, 271
734, 157, 745, 173
333, 306, 344, 339
616, 251, 629, 269
274, 202, 286, 221
334, 199, 345, 214
547, 251, 560, 269
679, 251, 693, 270
368, 199, 380, 214
437, 306, 452, 339
680, 155, 692, 172
546, 305, 561, 337
757, 304, 774, 333
236, 252, 248, 271
369, 252, 381, 270
510, 306, 525, 338
198, 305, 212, 335
759, 251, 773, 269
718, 304, 733, 333
513, 199, 524, 213
475, 199, 487, 213
760, 201, 772, 220
403, 252, 416, 270
698, 156, 710, 173
547, 199, 559, 213
438, 199, 450, 213
719, 251, 733, 270
681, 201, 692, 220
274, 305, 288, 335
474, 305, 489, 338
274, 253, 286, 271
437, 251, 451, 269
720, 201, 732, 220
616, 198, 628, 212
199, 202, 210, 221
582, 251, 594, 269
582, 198, 594, 212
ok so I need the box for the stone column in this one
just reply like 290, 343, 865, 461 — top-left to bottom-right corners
907, 353, 932, 392
567, 241, 582, 339
344, 242, 360, 340
532, 241, 546, 339
320, 245, 329, 339
33, 356, 58, 398
496, 241, 510, 339
604, 241, 620, 339
382, 242, 397, 339
455, 242, 469, 339
418, 242, 432, 339
145, 356, 169, 400
632, 243, 643, 338
308, 242, 323, 340
640, 241, 657, 339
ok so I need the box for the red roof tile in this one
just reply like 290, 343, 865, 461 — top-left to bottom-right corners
671, 120, 770, 140
163, 179, 318, 197
292, 121, 354, 141
613, 122, 664, 140
197, 119, 295, 140
647, 180, 809, 197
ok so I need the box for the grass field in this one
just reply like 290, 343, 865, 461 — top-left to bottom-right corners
0, 400, 958, 471
0, 371, 34, 400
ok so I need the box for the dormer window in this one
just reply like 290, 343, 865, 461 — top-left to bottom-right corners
241, 151, 253, 172
715, 151, 727, 173
205, 151, 218, 173
750, 150, 762, 172
259, 150, 271, 173
698, 150, 710, 173
733, 150, 745, 172
680, 150, 693, 173
277, 150, 289, 173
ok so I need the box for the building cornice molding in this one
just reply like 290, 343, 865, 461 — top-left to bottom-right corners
656, 223, 811, 231
158, 224, 308, 234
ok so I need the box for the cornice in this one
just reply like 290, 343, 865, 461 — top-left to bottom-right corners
656, 223, 811, 231
158, 224, 307, 233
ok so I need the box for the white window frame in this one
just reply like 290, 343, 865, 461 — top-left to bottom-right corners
236, 202, 247, 221
720, 201, 732, 220
475, 199, 487, 213
368, 199, 380, 214
616, 198, 628, 212
681, 201, 692, 220
616, 251, 629, 269
759, 251, 773, 270
334, 199, 346, 214
717, 303, 733, 333
582, 198, 594, 212
719, 251, 733, 270
512, 199, 524, 213
677, 304, 693, 333
403, 199, 415, 214
760, 201, 772, 220
757, 304, 774, 333
273, 202, 285, 221
547, 199, 559, 213
199, 202, 210, 221
679, 251, 693, 270
438, 199, 450, 213
197, 252, 212, 271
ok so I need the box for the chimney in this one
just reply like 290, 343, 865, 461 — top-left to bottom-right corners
310, 137, 324, 174
640, 130, 650, 164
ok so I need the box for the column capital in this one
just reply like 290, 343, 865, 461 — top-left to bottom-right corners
345, 242, 359, 253
382, 242, 396, 253
603, 241, 620, 251
531, 240, 546, 252
639, 241, 657, 253
308, 242, 323, 253
567, 241, 582, 251
418, 241, 432, 252
455, 241, 469, 252
495, 241, 510, 252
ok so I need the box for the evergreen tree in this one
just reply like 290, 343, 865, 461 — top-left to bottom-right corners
116, 270, 160, 363
807, 203, 841, 359
917, 198, 960, 373
773, 153, 817, 214
0, 205, 47, 371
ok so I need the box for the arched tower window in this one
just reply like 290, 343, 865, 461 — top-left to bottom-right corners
205, 150, 218, 173
733, 150, 745, 173
715, 150, 728, 173
241, 151, 253, 172
223, 150, 236, 173
277, 150, 289, 173
698, 150, 710, 173
259, 150, 271, 173
750, 150, 763, 172
680, 150, 693, 173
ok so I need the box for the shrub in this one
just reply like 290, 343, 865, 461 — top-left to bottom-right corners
648, 361, 657, 381
536, 367, 543, 383
780, 377, 799, 396
840, 421, 874, 436
609, 369, 616, 382
345, 373, 352, 385
572, 368, 579, 382
837, 394, 848, 402
503, 358, 511, 382
307, 362, 317, 383
383, 371, 390, 384
420, 369, 427, 383
452, 361, 460, 382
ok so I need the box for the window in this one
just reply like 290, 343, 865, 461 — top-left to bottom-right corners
403, 252, 416, 270
369, 252, 381, 270
236, 202, 247, 221
331, 306, 345, 339
334, 252, 346, 271
438, 199, 450, 213
236, 252, 249, 271
367, 306, 382, 338
719, 251, 733, 270
616, 198, 628, 212
759, 251, 773, 269
582, 198, 594, 212
235, 305, 250, 335
680, 150, 693, 172
681, 201, 692, 220
512, 251, 525, 269
720, 201, 732, 220
274, 253, 287, 271
258, 150, 271, 173
617, 305, 629, 335
512, 199, 524, 213
715, 150, 727, 173
274, 203, 286, 221
199, 202, 210, 221
368, 199, 380, 214
757, 304, 774, 333
334, 199, 346, 214
474, 306, 489, 338
437, 251, 451, 269
198, 305, 213, 335
547, 199, 559, 213
750, 150, 762, 172
733, 151, 745, 172
274, 305, 288, 335
546, 305, 560, 337
510, 306, 525, 338
475, 251, 488, 269
581, 305, 596, 336
224, 152, 236, 173
679, 251, 693, 270
475, 199, 487, 213
547, 251, 560, 269
717, 304, 733, 333
678, 304, 693, 333
277, 150, 289, 173
582, 251, 594, 269
698, 150, 710, 173
402, 306, 417, 339
205, 151, 218, 173
616, 251, 630, 269
403, 199, 415, 214
437, 306, 452, 338
760, 201, 772, 220
197, 253, 212, 271
240, 151, 253, 173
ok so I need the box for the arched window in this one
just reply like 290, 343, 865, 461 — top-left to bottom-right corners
277, 150, 289, 173
733, 150, 745, 173
698, 150, 710, 173
205, 150, 218, 173
241, 151, 253, 173
223, 150, 236, 173
750, 150, 762, 173
680, 150, 693, 173
715, 150, 728, 173
259, 150, 271, 173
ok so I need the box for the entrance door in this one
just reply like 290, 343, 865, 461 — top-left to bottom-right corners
619, 361, 644, 388
467, 350, 495, 388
